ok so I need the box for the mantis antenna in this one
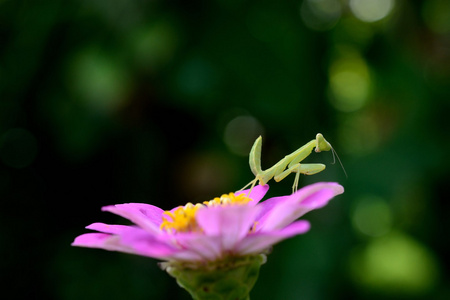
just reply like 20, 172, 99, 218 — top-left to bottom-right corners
241, 133, 338, 194
330, 145, 348, 179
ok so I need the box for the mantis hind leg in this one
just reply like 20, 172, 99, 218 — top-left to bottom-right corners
274, 163, 302, 193
293, 166, 300, 193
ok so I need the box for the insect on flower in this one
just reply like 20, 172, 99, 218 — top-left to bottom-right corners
72, 182, 343, 263
71, 134, 345, 300
241, 133, 346, 194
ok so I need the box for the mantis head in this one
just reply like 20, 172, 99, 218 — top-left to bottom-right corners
315, 133, 332, 152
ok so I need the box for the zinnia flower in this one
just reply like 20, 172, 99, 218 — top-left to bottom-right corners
72, 182, 343, 299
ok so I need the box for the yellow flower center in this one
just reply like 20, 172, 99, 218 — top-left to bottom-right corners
204, 193, 253, 207
160, 193, 252, 233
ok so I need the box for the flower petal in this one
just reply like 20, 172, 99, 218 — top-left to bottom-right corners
72, 224, 180, 260
86, 222, 137, 235
254, 195, 290, 222
117, 230, 195, 260
102, 203, 164, 234
236, 220, 311, 255
72, 233, 137, 254
174, 233, 224, 261
258, 182, 343, 231
118, 230, 215, 261
235, 184, 269, 204
196, 205, 259, 252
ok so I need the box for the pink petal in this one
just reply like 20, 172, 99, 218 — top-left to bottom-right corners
173, 233, 224, 261
118, 230, 212, 261
72, 233, 137, 254
102, 203, 164, 234
164, 250, 207, 261
236, 220, 311, 255
84, 223, 174, 257
118, 230, 188, 260
254, 195, 290, 222
299, 182, 344, 208
86, 223, 138, 235
73, 223, 185, 260
235, 184, 269, 204
196, 205, 259, 251
258, 182, 344, 231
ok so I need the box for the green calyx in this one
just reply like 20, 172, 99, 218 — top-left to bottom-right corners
161, 254, 266, 300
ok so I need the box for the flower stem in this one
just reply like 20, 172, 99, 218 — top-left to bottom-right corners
161, 255, 265, 300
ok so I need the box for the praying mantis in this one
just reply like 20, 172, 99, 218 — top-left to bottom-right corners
241, 133, 343, 194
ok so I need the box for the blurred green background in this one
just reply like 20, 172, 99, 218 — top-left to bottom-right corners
1, 0, 449, 299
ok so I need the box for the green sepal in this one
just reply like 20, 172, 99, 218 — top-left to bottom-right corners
160, 254, 266, 300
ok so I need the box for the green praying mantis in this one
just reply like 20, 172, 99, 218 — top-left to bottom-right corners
241, 133, 345, 194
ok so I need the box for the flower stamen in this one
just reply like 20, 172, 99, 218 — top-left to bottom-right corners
204, 193, 253, 207
160, 203, 204, 233
160, 193, 253, 234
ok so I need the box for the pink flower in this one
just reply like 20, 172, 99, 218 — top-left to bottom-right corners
72, 182, 344, 262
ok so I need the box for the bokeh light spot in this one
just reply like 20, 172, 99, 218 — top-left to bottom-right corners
300, 0, 342, 31
350, 232, 439, 295
352, 195, 392, 237
178, 153, 235, 201
423, 0, 450, 34
0, 128, 38, 169
224, 115, 263, 156
130, 21, 178, 70
349, 0, 395, 23
328, 53, 371, 112
68, 48, 131, 114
